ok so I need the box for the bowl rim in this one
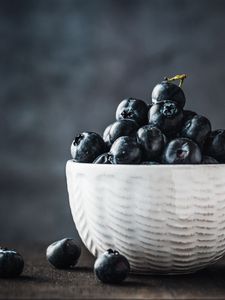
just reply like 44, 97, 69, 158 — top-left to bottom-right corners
67, 159, 224, 169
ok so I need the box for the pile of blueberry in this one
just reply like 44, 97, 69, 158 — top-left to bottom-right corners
71, 74, 225, 165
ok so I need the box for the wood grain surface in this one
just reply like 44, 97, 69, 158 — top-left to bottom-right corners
1, 242, 225, 299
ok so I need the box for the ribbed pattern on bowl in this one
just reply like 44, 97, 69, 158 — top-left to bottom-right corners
66, 160, 225, 274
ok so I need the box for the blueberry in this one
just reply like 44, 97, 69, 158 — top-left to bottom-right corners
141, 161, 160, 165
147, 103, 152, 111
94, 249, 130, 284
181, 115, 211, 147
46, 238, 81, 269
148, 101, 183, 137
110, 136, 142, 164
93, 153, 112, 164
71, 132, 106, 163
137, 125, 164, 161
163, 134, 170, 145
204, 130, 225, 163
152, 80, 186, 108
116, 98, 149, 126
103, 124, 113, 149
183, 110, 197, 124
104, 120, 139, 148
103, 124, 113, 141
163, 138, 202, 164
0, 248, 24, 278
202, 156, 218, 164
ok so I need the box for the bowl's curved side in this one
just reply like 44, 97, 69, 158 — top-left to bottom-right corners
66, 161, 225, 274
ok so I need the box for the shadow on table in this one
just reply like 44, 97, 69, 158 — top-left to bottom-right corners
0, 275, 51, 284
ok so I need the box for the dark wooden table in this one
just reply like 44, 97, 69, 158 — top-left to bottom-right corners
1, 243, 225, 299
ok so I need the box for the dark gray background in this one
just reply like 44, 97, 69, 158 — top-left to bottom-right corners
1, 0, 225, 243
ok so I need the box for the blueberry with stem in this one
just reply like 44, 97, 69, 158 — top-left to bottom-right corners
152, 74, 187, 108
94, 249, 130, 284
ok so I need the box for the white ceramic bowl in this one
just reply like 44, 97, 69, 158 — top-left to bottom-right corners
66, 160, 225, 274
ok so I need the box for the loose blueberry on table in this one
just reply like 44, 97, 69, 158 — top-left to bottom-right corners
70, 74, 225, 165
46, 238, 81, 269
94, 249, 130, 284
0, 248, 24, 278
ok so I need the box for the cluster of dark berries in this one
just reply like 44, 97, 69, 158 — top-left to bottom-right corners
71, 74, 224, 165
46, 238, 130, 284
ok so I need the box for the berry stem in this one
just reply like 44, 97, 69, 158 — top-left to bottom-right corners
165, 74, 187, 87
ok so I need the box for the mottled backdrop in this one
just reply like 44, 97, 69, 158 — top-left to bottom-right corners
1, 0, 225, 243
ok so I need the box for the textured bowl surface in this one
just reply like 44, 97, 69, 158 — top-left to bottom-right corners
66, 160, 225, 274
